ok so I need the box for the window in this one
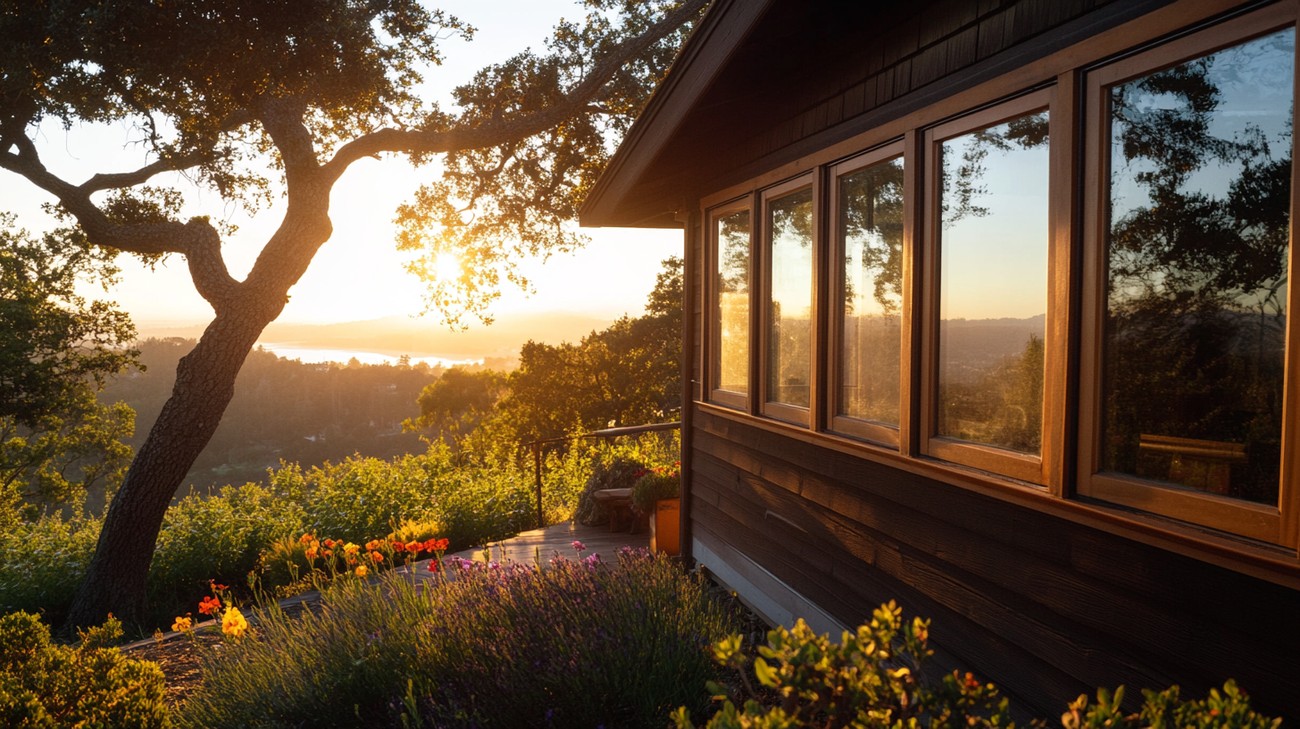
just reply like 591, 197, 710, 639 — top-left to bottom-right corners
830, 145, 905, 446
762, 179, 816, 424
697, 3, 1300, 549
922, 91, 1056, 484
709, 202, 753, 409
1080, 9, 1298, 543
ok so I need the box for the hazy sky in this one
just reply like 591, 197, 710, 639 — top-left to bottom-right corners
4, 1, 682, 331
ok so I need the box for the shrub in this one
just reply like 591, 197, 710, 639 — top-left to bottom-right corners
148, 482, 305, 621
672, 601, 1011, 728
0, 514, 101, 626
676, 603, 1282, 729
0, 611, 168, 728
181, 548, 738, 728
1062, 681, 1280, 729
573, 455, 648, 526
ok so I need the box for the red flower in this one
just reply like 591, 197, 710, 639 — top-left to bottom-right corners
198, 596, 221, 616
391, 540, 406, 552
423, 537, 449, 552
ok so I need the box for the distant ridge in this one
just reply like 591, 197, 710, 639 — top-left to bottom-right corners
136, 310, 615, 363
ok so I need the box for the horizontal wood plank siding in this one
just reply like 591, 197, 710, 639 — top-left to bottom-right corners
690, 408, 1300, 718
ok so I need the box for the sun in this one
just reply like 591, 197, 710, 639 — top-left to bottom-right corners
432, 251, 462, 282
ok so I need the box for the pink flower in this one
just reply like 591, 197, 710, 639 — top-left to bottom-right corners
571, 540, 586, 553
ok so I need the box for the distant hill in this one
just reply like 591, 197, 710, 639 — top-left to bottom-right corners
138, 310, 615, 364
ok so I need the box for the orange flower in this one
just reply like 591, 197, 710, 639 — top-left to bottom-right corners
405, 540, 422, 554
304, 547, 319, 560
198, 596, 221, 616
171, 615, 193, 632
323, 538, 336, 548
423, 537, 449, 552
391, 540, 406, 552
354, 565, 369, 578
370, 551, 384, 563
365, 539, 382, 551
299, 533, 314, 544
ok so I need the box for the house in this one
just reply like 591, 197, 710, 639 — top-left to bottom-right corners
581, 0, 1300, 719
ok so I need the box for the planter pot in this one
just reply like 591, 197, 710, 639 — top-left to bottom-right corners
648, 497, 680, 556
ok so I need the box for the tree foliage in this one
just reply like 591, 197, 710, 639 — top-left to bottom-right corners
0, 215, 137, 525
1, 0, 704, 627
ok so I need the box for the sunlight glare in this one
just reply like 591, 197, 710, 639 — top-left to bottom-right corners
433, 251, 463, 282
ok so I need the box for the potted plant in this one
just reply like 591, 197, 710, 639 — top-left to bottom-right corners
632, 465, 681, 555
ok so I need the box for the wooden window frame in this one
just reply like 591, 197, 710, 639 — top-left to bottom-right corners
706, 197, 755, 412
759, 174, 820, 427
1078, 4, 1300, 547
919, 87, 1065, 486
826, 142, 908, 448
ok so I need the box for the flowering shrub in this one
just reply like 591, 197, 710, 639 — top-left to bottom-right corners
631, 463, 681, 513
0, 611, 167, 728
181, 547, 737, 729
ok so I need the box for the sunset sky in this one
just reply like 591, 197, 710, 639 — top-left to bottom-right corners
4, 0, 682, 341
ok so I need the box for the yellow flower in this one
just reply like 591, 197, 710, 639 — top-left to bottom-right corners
343, 542, 360, 556
172, 615, 193, 632
221, 606, 249, 639
354, 565, 369, 578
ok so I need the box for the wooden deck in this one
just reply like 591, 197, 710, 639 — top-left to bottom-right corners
445, 520, 649, 566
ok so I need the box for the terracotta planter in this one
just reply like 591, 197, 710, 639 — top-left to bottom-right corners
648, 497, 681, 556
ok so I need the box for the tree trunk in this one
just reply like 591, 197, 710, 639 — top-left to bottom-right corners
64, 305, 277, 629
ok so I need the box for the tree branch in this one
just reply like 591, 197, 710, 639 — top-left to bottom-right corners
0, 137, 240, 310
321, 0, 707, 180
79, 152, 214, 193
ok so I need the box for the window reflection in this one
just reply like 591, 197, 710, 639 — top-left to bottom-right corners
839, 157, 904, 426
937, 111, 1050, 455
767, 189, 814, 408
715, 210, 751, 395
1102, 29, 1293, 505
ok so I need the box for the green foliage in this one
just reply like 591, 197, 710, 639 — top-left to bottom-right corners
471, 257, 684, 447
180, 548, 737, 729
405, 367, 507, 443
0, 514, 101, 627
674, 602, 1012, 729
148, 483, 306, 618
0, 611, 168, 728
1060, 682, 1281, 729
0, 215, 138, 522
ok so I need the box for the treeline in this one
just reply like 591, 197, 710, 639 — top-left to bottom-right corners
408, 258, 683, 452
100, 339, 446, 493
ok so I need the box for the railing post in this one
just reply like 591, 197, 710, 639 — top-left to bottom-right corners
532, 441, 544, 529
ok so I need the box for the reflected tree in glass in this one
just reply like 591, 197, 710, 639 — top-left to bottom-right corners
936, 112, 1050, 455
715, 210, 751, 395
1103, 29, 1293, 504
768, 188, 814, 408
839, 157, 904, 426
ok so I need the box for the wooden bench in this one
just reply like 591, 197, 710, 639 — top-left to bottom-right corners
592, 487, 635, 532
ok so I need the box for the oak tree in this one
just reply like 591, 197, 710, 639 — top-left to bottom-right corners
0, 0, 703, 627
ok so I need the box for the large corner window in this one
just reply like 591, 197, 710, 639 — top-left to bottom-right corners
1081, 10, 1297, 543
709, 203, 752, 409
762, 180, 816, 425
830, 146, 905, 446
923, 92, 1053, 483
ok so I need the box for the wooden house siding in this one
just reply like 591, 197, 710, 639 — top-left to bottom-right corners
690, 408, 1300, 718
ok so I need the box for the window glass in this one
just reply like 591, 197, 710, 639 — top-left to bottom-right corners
767, 188, 814, 408
715, 209, 751, 395
839, 157, 904, 425
937, 112, 1050, 454
1102, 29, 1293, 504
